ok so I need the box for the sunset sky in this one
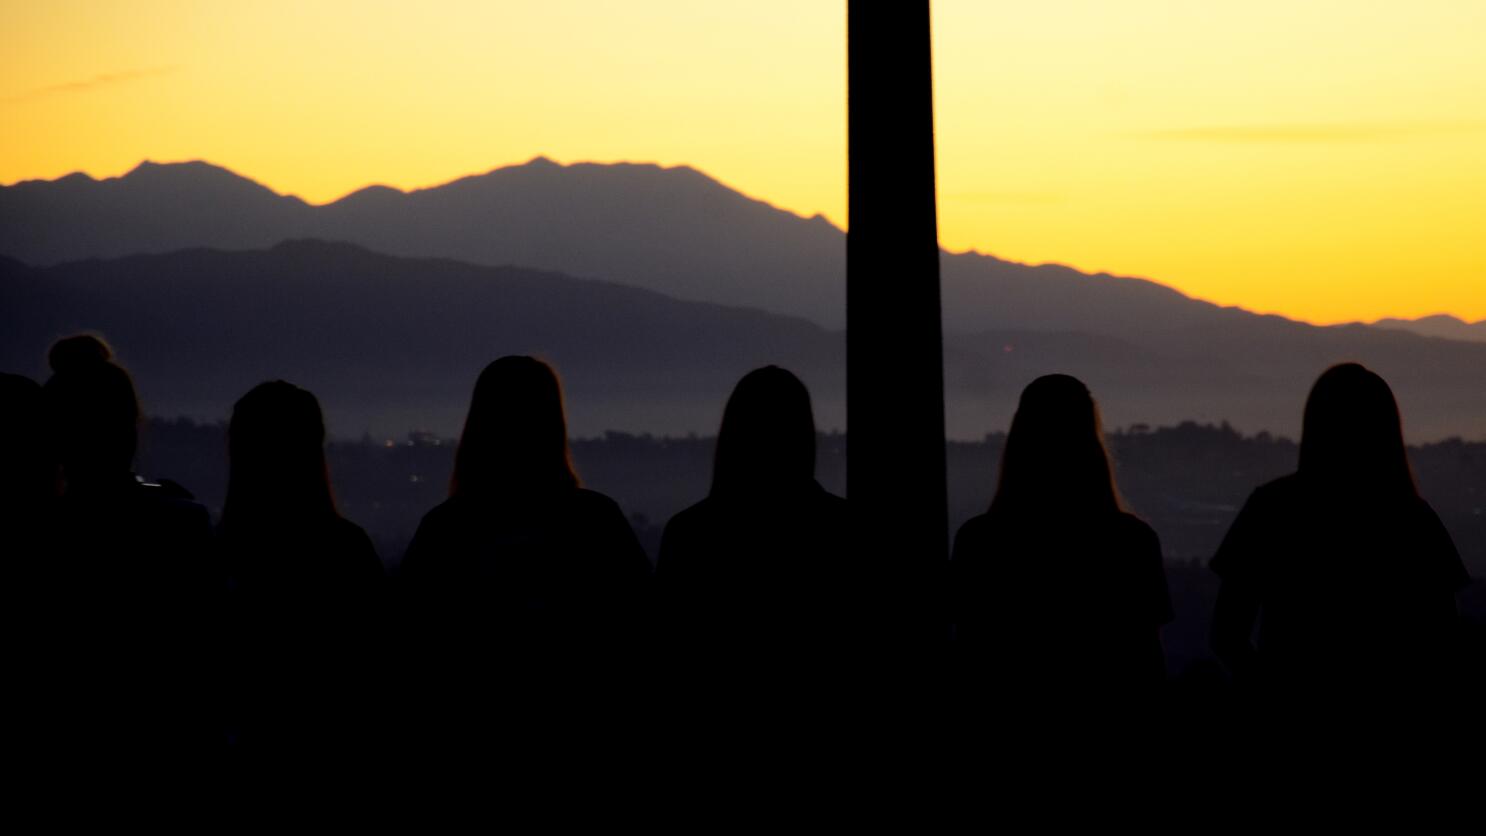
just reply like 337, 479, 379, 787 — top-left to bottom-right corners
3, 0, 1482, 324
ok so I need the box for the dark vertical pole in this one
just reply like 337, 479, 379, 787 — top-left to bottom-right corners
847, 2, 947, 643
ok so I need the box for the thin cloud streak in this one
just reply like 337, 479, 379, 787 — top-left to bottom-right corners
3, 66, 179, 104
1131, 122, 1485, 143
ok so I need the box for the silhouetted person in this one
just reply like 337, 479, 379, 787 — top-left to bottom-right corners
42, 335, 214, 749
218, 381, 384, 751
950, 375, 1172, 707
655, 367, 852, 675
1210, 364, 1469, 716
399, 356, 650, 745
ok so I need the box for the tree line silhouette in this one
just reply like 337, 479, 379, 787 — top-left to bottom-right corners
3, 333, 1476, 755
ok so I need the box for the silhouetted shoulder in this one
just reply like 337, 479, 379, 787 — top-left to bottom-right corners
219, 513, 383, 603
1112, 511, 1160, 551
658, 494, 730, 539
1208, 474, 1300, 582
401, 496, 470, 571
54, 474, 212, 563
953, 507, 1154, 555
571, 488, 653, 573
1245, 473, 1306, 514
404, 487, 649, 584
654, 497, 716, 577
569, 487, 632, 521
1114, 512, 1173, 626
655, 496, 720, 570
656, 498, 704, 547
119, 476, 212, 538
815, 488, 849, 515
330, 514, 374, 545
409, 496, 460, 533
952, 507, 1170, 626
659, 483, 847, 565
1211, 473, 1468, 592
668, 485, 846, 523
1256, 472, 1303, 495
149, 489, 211, 524
1418, 501, 1471, 592
949, 511, 997, 557
414, 487, 628, 529
325, 516, 383, 575
406, 494, 488, 543
1234, 472, 1302, 511
661, 497, 710, 532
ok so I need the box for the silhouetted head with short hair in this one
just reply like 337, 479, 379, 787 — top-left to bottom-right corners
992, 374, 1123, 516
451, 356, 579, 497
224, 380, 337, 528
1299, 363, 1416, 497
42, 334, 141, 484
710, 366, 817, 500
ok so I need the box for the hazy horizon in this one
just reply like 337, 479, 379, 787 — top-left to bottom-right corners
7, 239, 1483, 442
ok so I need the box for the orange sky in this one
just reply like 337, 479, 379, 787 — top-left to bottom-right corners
3, 1, 1483, 324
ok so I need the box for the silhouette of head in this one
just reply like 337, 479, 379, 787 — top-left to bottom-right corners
711, 366, 816, 500
992, 374, 1122, 516
1299, 363, 1416, 496
0, 373, 56, 504
224, 380, 337, 526
42, 334, 141, 481
451, 356, 579, 497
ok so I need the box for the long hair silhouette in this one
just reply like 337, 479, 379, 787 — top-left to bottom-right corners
655, 365, 851, 711
42, 334, 140, 480
950, 373, 1170, 704
223, 380, 337, 528
1298, 362, 1416, 497
710, 365, 816, 500
990, 374, 1123, 516
1208, 362, 1468, 713
400, 357, 649, 752
449, 356, 579, 497
218, 382, 382, 754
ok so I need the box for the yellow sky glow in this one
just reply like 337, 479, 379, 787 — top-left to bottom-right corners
3, 0, 1483, 323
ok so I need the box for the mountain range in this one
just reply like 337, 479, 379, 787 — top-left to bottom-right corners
0, 157, 1389, 338
1370, 314, 1486, 344
0, 241, 842, 438
2, 158, 1483, 440
3, 240, 1483, 441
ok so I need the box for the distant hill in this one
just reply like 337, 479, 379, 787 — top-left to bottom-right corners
0, 157, 1353, 339
0, 241, 842, 438
4, 242, 1484, 441
1371, 314, 1486, 343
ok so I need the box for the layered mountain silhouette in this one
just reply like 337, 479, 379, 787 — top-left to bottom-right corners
0, 241, 842, 438
1370, 314, 1486, 343
2, 158, 850, 325
0, 157, 1341, 338
4, 242, 1483, 440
